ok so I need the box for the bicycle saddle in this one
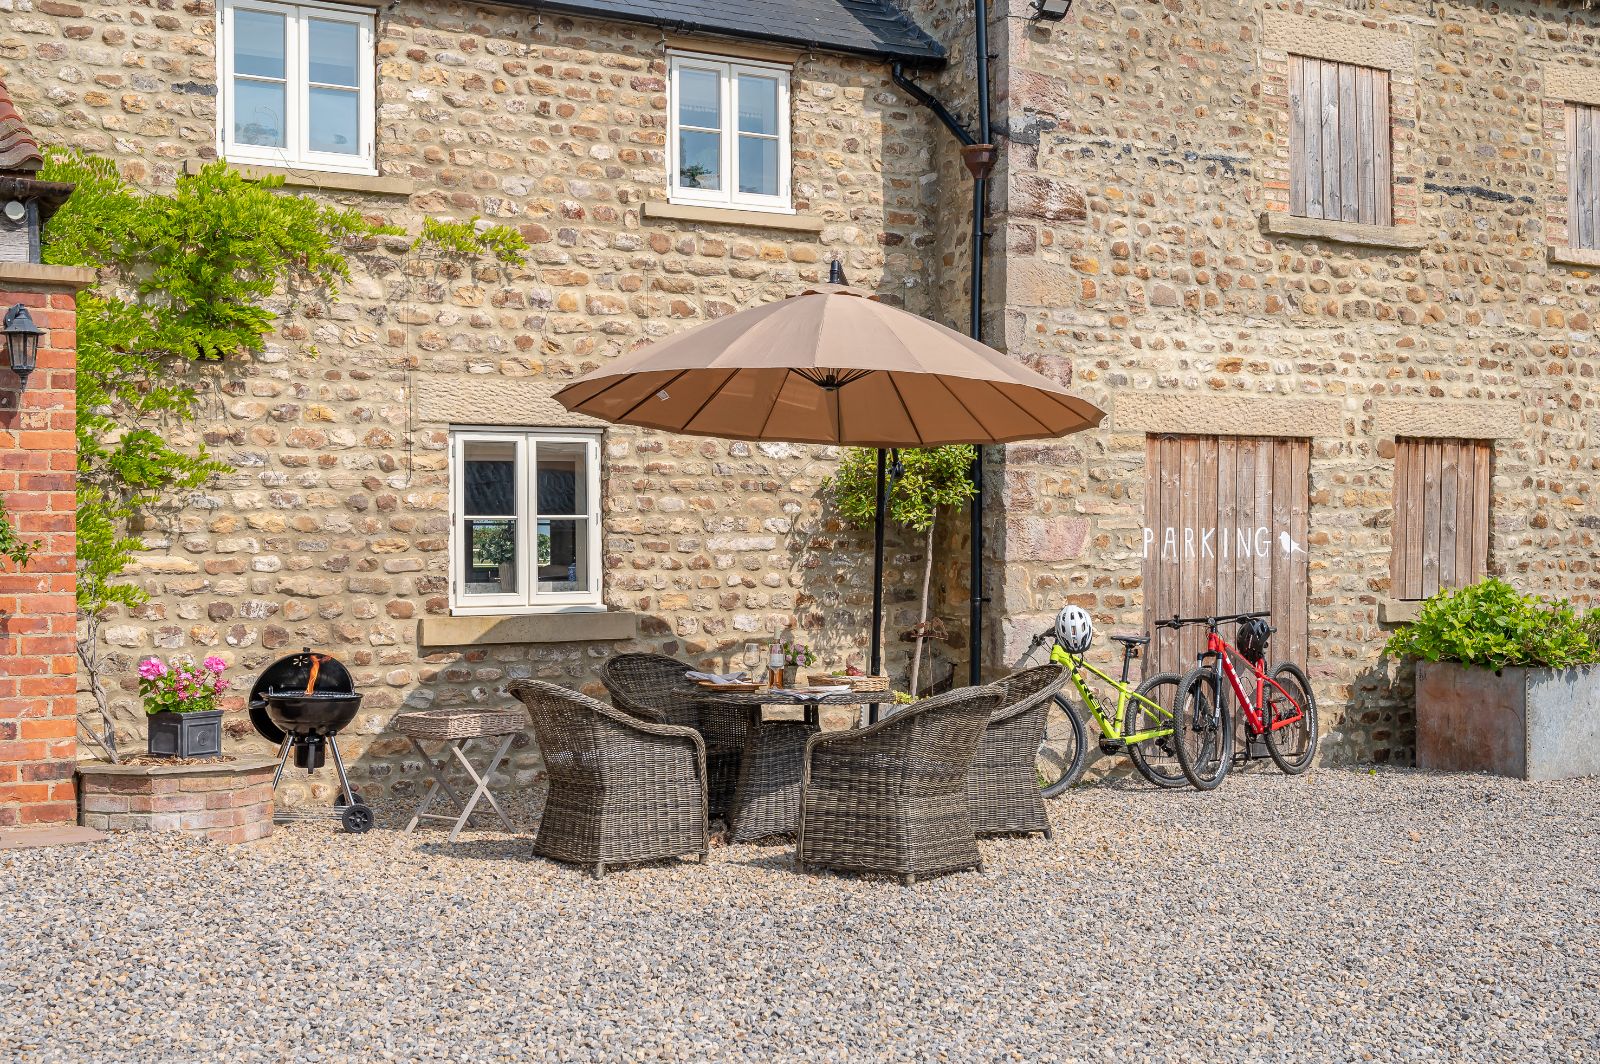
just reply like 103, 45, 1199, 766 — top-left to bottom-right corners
1110, 633, 1150, 646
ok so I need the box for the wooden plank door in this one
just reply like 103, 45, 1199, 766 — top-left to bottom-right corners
1142, 435, 1312, 676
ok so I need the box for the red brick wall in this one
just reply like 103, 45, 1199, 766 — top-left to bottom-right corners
0, 284, 78, 827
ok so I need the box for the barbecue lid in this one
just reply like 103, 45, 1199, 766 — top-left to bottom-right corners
248, 648, 356, 744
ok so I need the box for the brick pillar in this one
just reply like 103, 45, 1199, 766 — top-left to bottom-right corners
0, 271, 84, 828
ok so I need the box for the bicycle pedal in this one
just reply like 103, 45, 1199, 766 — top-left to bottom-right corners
1098, 739, 1125, 756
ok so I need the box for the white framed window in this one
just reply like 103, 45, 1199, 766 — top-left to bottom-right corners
667, 53, 793, 214
218, 0, 376, 175
448, 428, 604, 614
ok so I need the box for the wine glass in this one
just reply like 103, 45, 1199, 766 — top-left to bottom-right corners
742, 642, 762, 679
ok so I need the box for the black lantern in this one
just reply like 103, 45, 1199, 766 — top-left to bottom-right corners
3, 304, 42, 385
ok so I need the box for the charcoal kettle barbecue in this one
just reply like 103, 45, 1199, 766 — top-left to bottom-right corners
249, 648, 373, 833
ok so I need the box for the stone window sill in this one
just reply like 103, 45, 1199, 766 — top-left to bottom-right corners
184, 159, 414, 197
1378, 597, 1423, 626
644, 201, 824, 233
1259, 212, 1428, 251
419, 610, 640, 648
1548, 245, 1600, 269
0, 262, 98, 290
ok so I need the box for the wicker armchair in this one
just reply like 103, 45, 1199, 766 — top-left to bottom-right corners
966, 664, 1065, 839
796, 685, 1003, 885
599, 653, 745, 820
508, 679, 709, 879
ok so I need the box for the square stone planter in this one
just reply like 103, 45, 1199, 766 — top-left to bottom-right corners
146, 709, 223, 759
77, 757, 276, 844
1416, 661, 1600, 781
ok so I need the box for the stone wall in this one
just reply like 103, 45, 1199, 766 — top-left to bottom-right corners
2, 0, 957, 802
0, 267, 83, 826
982, 0, 1600, 764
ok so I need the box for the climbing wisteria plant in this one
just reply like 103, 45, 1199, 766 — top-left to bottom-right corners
39, 150, 526, 759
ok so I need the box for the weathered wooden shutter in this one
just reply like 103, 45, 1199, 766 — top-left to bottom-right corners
1570, 103, 1600, 250
1142, 436, 1311, 676
1290, 56, 1391, 226
1391, 439, 1491, 600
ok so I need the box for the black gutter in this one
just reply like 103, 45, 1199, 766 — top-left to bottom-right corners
890, 0, 995, 689
516, 1, 947, 66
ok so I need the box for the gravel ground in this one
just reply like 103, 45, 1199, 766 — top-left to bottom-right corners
4, 767, 1599, 1063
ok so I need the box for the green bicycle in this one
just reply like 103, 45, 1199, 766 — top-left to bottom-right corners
1023, 606, 1189, 796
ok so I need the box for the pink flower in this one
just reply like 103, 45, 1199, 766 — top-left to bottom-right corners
214, 678, 231, 693
176, 687, 193, 701
137, 658, 167, 680
203, 656, 226, 674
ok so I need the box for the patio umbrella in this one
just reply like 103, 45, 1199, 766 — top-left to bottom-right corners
553, 283, 1104, 677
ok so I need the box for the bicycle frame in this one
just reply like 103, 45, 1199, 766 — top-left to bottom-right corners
1200, 628, 1305, 737
1048, 644, 1172, 746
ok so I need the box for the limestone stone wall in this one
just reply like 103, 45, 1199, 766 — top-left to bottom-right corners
981, 0, 1600, 765
2, 0, 956, 802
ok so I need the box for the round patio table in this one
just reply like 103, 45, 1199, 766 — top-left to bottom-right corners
704, 689, 893, 843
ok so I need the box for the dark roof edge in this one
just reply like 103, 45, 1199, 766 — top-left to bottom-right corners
510, 1, 947, 66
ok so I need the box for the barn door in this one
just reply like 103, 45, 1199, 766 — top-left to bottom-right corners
1142, 435, 1310, 676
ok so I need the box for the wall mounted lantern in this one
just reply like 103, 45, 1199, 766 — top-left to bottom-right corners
3, 303, 42, 385
1031, 0, 1072, 19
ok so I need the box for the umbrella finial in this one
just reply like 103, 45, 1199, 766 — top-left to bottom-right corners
828, 259, 847, 286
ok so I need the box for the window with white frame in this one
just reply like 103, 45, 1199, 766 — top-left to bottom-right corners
449, 429, 603, 613
218, 0, 375, 175
668, 53, 792, 213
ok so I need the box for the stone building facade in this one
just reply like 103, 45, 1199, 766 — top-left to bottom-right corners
1, 0, 1596, 805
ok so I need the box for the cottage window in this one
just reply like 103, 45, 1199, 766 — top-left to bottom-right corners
218, 0, 376, 175
1391, 439, 1491, 601
1289, 55, 1391, 226
1568, 103, 1600, 250
667, 54, 793, 214
449, 429, 603, 614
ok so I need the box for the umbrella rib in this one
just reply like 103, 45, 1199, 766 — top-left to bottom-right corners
884, 372, 926, 447
611, 369, 693, 424
978, 381, 1056, 440
756, 369, 797, 441
678, 368, 742, 434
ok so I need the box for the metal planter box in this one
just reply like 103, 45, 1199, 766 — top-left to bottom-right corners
146, 709, 224, 759
1416, 662, 1600, 781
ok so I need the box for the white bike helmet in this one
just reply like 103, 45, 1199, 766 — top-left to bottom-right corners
1055, 605, 1094, 655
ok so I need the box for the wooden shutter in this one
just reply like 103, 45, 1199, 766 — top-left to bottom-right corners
1142, 436, 1311, 676
1570, 103, 1600, 251
1289, 56, 1391, 226
1391, 439, 1491, 600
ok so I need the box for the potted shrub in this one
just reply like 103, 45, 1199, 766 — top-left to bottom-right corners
1385, 578, 1600, 780
139, 655, 230, 759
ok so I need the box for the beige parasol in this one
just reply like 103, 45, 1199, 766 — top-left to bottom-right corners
552, 284, 1103, 448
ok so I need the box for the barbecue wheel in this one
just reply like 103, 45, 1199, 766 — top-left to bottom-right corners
335, 790, 364, 808
340, 803, 374, 834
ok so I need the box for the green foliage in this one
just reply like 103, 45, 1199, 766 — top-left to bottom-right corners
830, 445, 977, 534
1384, 578, 1600, 671
414, 216, 527, 263
0, 500, 39, 570
778, 638, 816, 668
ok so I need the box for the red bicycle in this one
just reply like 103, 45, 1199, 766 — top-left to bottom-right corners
1162, 611, 1317, 790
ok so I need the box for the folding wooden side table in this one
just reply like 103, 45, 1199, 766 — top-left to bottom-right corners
391, 707, 526, 841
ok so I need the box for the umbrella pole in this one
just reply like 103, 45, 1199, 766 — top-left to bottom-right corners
871, 448, 887, 677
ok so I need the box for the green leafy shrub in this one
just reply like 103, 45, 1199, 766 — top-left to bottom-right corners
1383, 578, 1600, 671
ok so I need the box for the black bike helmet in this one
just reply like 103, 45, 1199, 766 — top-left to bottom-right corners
1238, 617, 1273, 664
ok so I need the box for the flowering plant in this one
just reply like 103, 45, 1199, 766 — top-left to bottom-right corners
779, 640, 816, 668
137, 655, 230, 715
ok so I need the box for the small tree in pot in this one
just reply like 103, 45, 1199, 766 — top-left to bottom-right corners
139, 656, 231, 759
1385, 578, 1600, 780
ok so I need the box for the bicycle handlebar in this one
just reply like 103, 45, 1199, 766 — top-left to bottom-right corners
1153, 610, 1271, 630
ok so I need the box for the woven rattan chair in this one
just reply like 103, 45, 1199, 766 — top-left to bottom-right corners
796, 684, 1003, 885
508, 679, 709, 879
966, 664, 1065, 839
599, 653, 745, 821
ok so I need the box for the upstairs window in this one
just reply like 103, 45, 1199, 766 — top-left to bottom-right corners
667, 54, 792, 213
1568, 103, 1600, 250
1391, 439, 1491, 601
1289, 55, 1391, 226
450, 429, 603, 613
219, 0, 375, 175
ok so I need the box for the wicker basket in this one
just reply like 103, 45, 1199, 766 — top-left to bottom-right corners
806, 673, 890, 693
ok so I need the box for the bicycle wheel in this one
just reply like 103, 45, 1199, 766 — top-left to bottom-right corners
1263, 661, 1318, 775
1124, 671, 1187, 789
1038, 694, 1088, 798
1173, 668, 1232, 791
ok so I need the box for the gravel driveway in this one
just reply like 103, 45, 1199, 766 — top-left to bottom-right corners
4, 767, 1598, 1063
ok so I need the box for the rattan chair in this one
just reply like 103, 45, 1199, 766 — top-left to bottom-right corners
600, 652, 747, 820
966, 664, 1064, 839
508, 679, 709, 879
796, 684, 1003, 885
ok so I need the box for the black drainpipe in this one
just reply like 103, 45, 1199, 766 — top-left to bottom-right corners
890, 0, 996, 688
